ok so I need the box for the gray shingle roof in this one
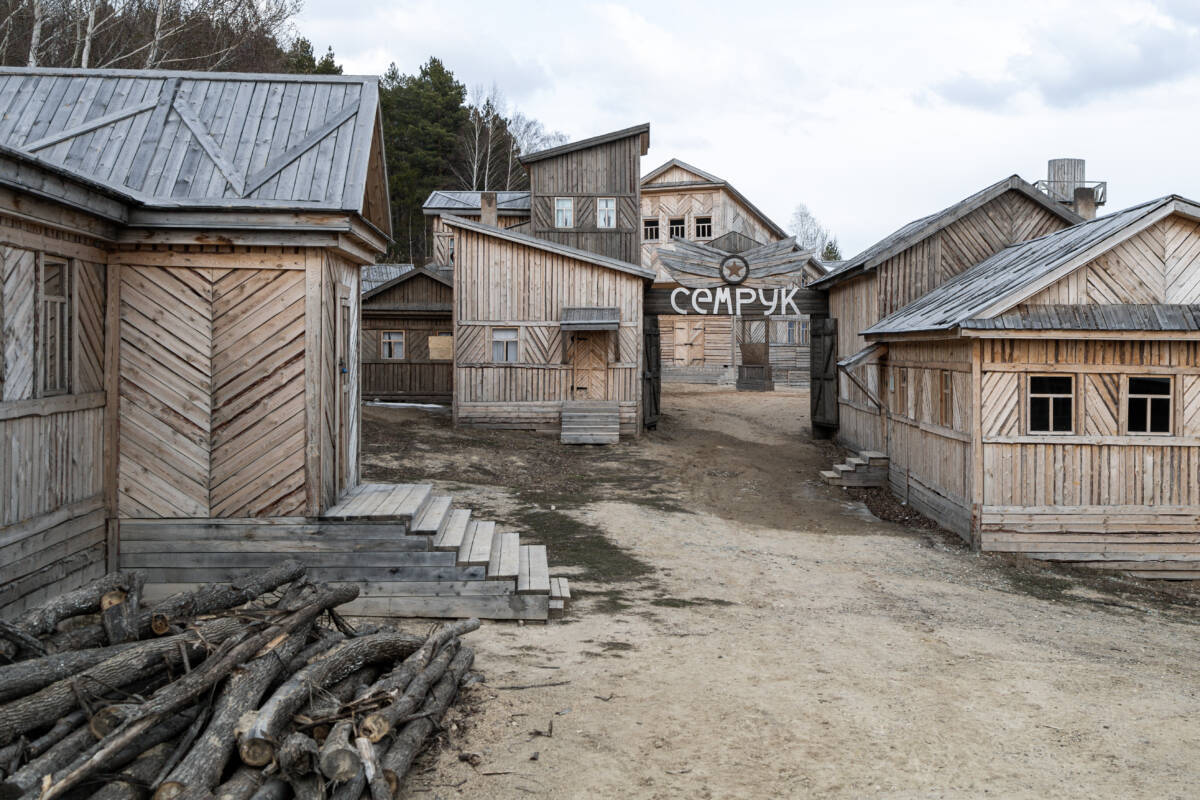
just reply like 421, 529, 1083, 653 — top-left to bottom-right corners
811, 175, 1083, 289
961, 304, 1200, 331
422, 190, 530, 214
864, 196, 1189, 336
0, 67, 383, 218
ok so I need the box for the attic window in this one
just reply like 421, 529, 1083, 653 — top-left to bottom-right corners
669, 218, 685, 238
1029, 375, 1073, 433
643, 218, 659, 241
1127, 376, 1171, 434
695, 216, 712, 239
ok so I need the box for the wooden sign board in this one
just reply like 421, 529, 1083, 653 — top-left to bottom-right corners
428, 334, 454, 361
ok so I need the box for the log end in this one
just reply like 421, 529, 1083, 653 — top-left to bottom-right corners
150, 614, 171, 636
100, 590, 127, 611
361, 714, 389, 743
319, 751, 360, 783
239, 737, 275, 768
152, 781, 185, 800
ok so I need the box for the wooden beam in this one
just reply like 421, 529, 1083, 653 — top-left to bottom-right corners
243, 104, 359, 196
170, 94, 246, 195
22, 98, 159, 152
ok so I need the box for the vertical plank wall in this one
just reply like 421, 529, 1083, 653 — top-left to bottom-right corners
361, 272, 453, 401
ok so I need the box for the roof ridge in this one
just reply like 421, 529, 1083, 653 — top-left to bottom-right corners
0, 66, 377, 82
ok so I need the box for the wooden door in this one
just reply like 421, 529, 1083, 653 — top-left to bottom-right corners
337, 291, 351, 491
568, 332, 608, 400
672, 320, 704, 366
810, 316, 838, 437
643, 316, 661, 429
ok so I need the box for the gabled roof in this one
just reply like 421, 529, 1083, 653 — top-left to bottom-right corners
961, 304, 1200, 332
362, 264, 451, 299
640, 157, 789, 241
422, 190, 530, 215
519, 123, 650, 165
865, 195, 1199, 337
657, 236, 822, 288
442, 215, 656, 280
812, 175, 1083, 290
0, 67, 388, 233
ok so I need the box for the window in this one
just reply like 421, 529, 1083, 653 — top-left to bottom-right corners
668, 218, 686, 238
783, 320, 796, 344
380, 331, 405, 360
1029, 375, 1074, 433
1127, 376, 1172, 434
939, 370, 953, 428
41, 260, 72, 396
695, 216, 712, 239
895, 368, 908, 416
448, 237, 455, 266
597, 198, 616, 229
554, 198, 573, 228
492, 328, 519, 363
643, 218, 659, 241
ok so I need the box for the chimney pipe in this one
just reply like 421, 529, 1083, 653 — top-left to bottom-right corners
1072, 187, 1097, 220
480, 192, 498, 227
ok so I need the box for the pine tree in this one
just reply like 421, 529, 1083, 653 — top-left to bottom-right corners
821, 238, 843, 261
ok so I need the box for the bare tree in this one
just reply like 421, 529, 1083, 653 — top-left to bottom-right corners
789, 202, 833, 253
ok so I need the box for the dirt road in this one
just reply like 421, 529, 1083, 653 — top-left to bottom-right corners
362, 386, 1200, 800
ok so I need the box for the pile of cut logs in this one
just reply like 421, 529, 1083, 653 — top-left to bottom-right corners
0, 561, 480, 799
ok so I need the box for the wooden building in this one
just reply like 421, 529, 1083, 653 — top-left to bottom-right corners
0, 67, 565, 620
810, 175, 1082, 444
361, 264, 453, 402
638, 159, 819, 385
423, 190, 530, 267
851, 195, 1200, 576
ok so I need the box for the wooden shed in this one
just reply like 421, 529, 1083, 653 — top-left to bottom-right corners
810, 175, 1082, 444
445, 215, 655, 443
361, 264, 454, 403
0, 67, 567, 620
851, 195, 1200, 576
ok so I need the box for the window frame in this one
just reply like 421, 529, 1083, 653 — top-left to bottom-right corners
1027, 373, 1075, 434
668, 217, 686, 239
380, 330, 405, 360
939, 369, 953, 428
643, 217, 660, 242
554, 197, 574, 229
596, 197, 617, 229
40, 257, 73, 397
491, 327, 519, 363
694, 215, 713, 239
1125, 375, 1173, 436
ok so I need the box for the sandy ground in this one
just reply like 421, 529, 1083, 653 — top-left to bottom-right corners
361, 386, 1200, 800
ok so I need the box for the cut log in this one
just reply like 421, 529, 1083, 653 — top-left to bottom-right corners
287, 631, 345, 673
0, 640, 145, 703
0, 621, 46, 660
89, 741, 174, 800
317, 721, 359, 782
240, 631, 424, 767
101, 572, 145, 646
0, 725, 93, 798
0, 617, 247, 746
355, 619, 480, 709
245, 776, 288, 800
298, 665, 379, 722
360, 640, 460, 744
276, 732, 320, 779
355, 736, 391, 800
12, 571, 144, 638
48, 561, 307, 652
288, 772, 326, 800
214, 766, 265, 800
328, 770, 366, 800
379, 646, 475, 790
42, 586, 359, 800
153, 628, 312, 800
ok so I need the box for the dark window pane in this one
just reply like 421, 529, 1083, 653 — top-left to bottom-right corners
1031, 376, 1072, 394
1129, 377, 1170, 395
1030, 397, 1050, 431
1128, 397, 1148, 432
1150, 397, 1171, 433
1052, 396, 1072, 431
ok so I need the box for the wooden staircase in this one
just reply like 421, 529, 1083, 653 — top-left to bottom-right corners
821, 450, 889, 487
317, 483, 569, 621
560, 401, 620, 445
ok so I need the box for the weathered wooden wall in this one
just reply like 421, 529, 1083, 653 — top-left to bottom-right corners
452, 225, 643, 433
361, 272, 452, 401
526, 135, 642, 265
0, 223, 110, 617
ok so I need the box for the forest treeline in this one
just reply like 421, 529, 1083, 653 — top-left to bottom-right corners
1, 0, 563, 263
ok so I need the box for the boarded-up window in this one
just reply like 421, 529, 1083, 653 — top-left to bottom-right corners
381, 331, 404, 360
1029, 375, 1073, 433
555, 198, 574, 228
492, 328, 518, 363
1127, 376, 1171, 434
41, 259, 72, 396
597, 198, 616, 229
429, 332, 453, 361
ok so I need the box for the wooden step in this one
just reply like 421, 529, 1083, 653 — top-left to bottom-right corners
860, 450, 889, 466
487, 532, 520, 580
820, 469, 842, 484
549, 577, 570, 618
517, 544, 550, 594
833, 463, 854, 474
395, 484, 433, 520
433, 509, 471, 552
411, 496, 452, 536
458, 520, 495, 567
846, 456, 867, 468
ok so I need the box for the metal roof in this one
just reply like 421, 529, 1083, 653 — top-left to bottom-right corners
519, 123, 649, 165
362, 263, 414, 293
865, 195, 1198, 336
0, 67, 384, 222
961, 304, 1200, 332
442, 215, 656, 280
561, 307, 621, 330
811, 175, 1083, 290
421, 190, 530, 215
657, 237, 823, 288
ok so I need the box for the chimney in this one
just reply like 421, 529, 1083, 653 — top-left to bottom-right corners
1044, 158, 1105, 219
1072, 186, 1097, 220
480, 191, 498, 227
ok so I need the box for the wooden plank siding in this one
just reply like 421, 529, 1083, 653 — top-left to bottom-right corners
361, 271, 453, 401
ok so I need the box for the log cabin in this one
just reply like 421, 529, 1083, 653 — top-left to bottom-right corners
361, 264, 453, 403
639, 159, 823, 386
0, 67, 566, 620
855, 194, 1200, 576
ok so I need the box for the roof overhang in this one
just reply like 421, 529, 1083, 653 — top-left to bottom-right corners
363, 265, 453, 301
520, 123, 650, 165
561, 307, 620, 330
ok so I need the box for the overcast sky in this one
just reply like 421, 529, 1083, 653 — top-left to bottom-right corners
294, 0, 1200, 255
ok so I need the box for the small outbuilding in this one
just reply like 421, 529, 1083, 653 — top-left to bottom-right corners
361, 264, 454, 403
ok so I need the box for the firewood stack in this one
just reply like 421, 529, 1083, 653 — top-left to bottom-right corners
0, 561, 480, 800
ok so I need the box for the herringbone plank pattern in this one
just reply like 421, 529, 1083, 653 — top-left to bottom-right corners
1, 247, 36, 401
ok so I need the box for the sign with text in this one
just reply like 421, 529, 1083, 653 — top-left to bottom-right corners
666, 286, 806, 316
